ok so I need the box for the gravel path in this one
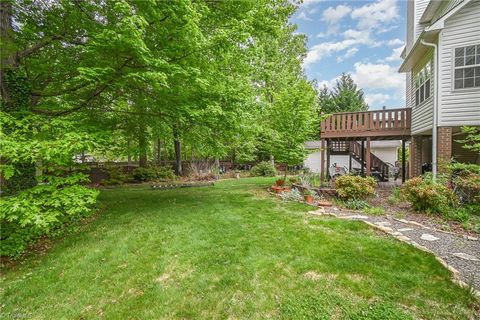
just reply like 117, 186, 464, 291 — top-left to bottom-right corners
309, 208, 480, 292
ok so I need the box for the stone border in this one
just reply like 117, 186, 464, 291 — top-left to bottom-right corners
308, 209, 480, 298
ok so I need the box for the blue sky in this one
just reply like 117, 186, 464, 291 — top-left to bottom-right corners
291, 0, 407, 109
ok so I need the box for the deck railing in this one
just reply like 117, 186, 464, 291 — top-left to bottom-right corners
320, 108, 411, 138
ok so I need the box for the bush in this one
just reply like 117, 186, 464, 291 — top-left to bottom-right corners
0, 173, 98, 257
250, 161, 276, 177
363, 206, 385, 216
402, 176, 458, 214
343, 199, 370, 210
452, 171, 480, 204
132, 166, 175, 182
335, 175, 376, 200
103, 167, 129, 186
279, 188, 303, 202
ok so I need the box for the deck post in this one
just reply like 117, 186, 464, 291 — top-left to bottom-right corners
360, 139, 365, 176
366, 137, 371, 176
320, 139, 325, 184
402, 139, 406, 183
349, 153, 352, 172
326, 139, 331, 180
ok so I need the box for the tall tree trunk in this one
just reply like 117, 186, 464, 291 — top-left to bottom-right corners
127, 140, 132, 166
173, 129, 182, 176
138, 121, 147, 167
214, 158, 220, 179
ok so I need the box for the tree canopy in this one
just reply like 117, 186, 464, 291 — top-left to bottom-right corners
0, 0, 318, 256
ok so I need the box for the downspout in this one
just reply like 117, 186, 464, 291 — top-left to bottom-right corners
420, 39, 438, 180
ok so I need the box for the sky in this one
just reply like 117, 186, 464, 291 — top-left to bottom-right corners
291, 0, 407, 110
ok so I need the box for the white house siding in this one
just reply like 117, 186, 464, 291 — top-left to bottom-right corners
411, 49, 434, 134
407, 0, 415, 52
432, 0, 464, 23
439, 0, 480, 127
406, 72, 413, 108
415, 0, 430, 39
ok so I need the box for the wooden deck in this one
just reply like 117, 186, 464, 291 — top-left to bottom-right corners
320, 108, 411, 140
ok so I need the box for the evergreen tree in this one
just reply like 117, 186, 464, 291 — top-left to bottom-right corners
332, 73, 368, 112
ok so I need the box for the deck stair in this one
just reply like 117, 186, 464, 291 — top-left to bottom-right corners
329, 141, 390, 180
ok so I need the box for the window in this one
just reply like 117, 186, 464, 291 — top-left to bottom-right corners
454, 44, 480, 89
414, 62, 431, 106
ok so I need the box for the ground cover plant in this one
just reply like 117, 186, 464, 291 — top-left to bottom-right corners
2, 178, 478, 319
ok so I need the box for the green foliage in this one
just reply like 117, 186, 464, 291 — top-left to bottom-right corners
103, 167, 129, 186
332, 73, 368, 112
387, 187, 402, 205
402, 176, 458, 214
0, 173, 98, 257
132, 166, 175, 182
363, 206, 386, 216
250, 162, 277, 177
335, 175, 377, 200
343, 199, 371, 210
456, 126, 480, 153
279, 188, 303, 202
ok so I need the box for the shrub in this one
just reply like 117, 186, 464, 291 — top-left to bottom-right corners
335, 175, 376, 200
132, 166, 175, 182
275, 179, 285, 186
343, 199, 370, 210
103, 167, 129, 186
452, 171, 480, 204
363, 206, 385, 216
250, 161, 276, 177
402, 176, 458, 214
0, 173, 99, 257
279, 188, 303, 201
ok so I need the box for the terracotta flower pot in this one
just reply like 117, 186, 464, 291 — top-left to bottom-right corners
271, 185, 282, 193
304, 195, 314, 203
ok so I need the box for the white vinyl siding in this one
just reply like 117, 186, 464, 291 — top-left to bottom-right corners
432, 0, 464, 23
411, 50, 434, 134
439, 0, 480, 127
406, 72, 413, 108
415, 0, 430, 39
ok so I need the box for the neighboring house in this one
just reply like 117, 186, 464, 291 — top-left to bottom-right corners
399, 0, 480, 177
304, 140, 401, 174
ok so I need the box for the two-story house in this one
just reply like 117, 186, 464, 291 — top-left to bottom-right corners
399, 0, 480, 177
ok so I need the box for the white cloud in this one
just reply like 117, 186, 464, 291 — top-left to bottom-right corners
387, 38, 404, 47
351, 0, 399, 31
317, 77, 339, 89
297, 11, 312, 21
321, 5, 352, 24
305, 28, 381, 66
365, 93, 391, 106
350, 62, 405, 95
301, 0, 324, 7
337, 47, 358, 62
386, 46, 404, 62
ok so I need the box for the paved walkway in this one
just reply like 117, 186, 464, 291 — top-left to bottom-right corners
308, 207, 480, 293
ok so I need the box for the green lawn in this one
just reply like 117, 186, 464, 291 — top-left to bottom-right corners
1, 178, 478, 319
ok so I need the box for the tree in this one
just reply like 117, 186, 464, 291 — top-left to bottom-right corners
332, 73, 368, 112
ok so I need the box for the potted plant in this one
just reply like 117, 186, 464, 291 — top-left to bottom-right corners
303, 189, 315, 204
275, 179, 285, 187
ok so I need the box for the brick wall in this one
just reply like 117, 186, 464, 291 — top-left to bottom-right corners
410, 135, 423, 177
437, 127, 452, 163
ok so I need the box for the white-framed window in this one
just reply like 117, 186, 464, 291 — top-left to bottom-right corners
454, 44, 480, 89
414, 62, 431, 106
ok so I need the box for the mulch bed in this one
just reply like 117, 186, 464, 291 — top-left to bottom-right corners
371, 187, 478, 236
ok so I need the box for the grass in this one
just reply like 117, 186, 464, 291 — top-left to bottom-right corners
1, 177, 478, 319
